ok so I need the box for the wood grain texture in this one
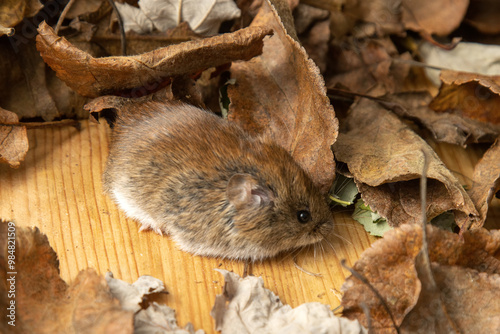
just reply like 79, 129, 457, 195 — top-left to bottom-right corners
0, 120, 498, 332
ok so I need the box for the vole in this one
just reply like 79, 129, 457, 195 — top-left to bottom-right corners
103, 100, 334, 261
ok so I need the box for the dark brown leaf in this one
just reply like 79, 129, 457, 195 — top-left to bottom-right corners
465, 0, 500, 34
326, 38, 411, 96
295, 4, 330, 73
328, 0, 404, 39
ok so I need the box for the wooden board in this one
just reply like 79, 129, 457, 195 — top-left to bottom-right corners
0, 120, 498, 332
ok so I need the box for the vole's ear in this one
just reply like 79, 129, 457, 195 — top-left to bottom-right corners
227, 174, 274, 210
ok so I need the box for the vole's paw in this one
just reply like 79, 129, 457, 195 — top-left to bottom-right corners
138, 224, 164, 236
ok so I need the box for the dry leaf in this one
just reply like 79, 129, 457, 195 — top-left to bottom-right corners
457, 138, 500, 229
387, 92, 500, 146
401, 0, 469, 36
430, 70, 500, 125
106, 272, 204, 334
0, 39, 87, 120
0, 42, 53, 120
65, 0, 104, 19
419, 41, 500, 86
400, 254, 500, 333
332, 98, 478, 229
134, 303, 204, 334
329, 0, 404, 39
0, 222, 134, 333
341, 224, 500, 333
0, 0, 42, 27
211, 269, 367, 334
106, 272, 166, 312
116, 0, 241, 36
0, 108, 29, 168
327, 38, 411, 96
36, 21, 272, 98
228, 0, 338, 193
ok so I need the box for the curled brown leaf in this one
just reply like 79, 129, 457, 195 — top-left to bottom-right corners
430, 70, 500, 125
36, 21, 273, 98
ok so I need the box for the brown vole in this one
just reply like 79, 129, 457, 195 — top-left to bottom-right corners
103, 100, 334, 260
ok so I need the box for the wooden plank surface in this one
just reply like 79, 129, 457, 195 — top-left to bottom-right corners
1, 120, 498, 332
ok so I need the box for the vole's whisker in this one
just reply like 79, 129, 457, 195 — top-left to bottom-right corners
293, 254, 322, 277
329, 231, 353, 246
320, 233, 340, 259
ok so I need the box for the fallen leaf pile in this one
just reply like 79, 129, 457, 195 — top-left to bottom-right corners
0, 222, 133, 334
341, 224, 500, 333
332, 98, 478, 229
0, 222, 201, 334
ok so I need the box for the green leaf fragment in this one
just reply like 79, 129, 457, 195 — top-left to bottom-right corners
329, 174, 359, 207
352, 199, 392, 237
219, 78, 236, 118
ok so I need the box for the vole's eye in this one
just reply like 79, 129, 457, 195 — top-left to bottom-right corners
297, 210, 311, 224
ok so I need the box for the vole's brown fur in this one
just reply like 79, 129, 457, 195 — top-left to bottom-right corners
103, 101, 333, 260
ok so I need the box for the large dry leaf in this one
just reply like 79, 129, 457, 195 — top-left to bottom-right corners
430, 70, 500, 125
387, 92, 500, 146
36, 21, 272, 98
0, 0, 42, 27
116, 0, 241, 36
227, 0, 338, 193
211, 269, 367, 333
401, 0, 469, 36
332, 98, 478, 229
0, 108, 29, 168
0, 222, 133, 333
457, 138, 500, 229
341, 224, 500, 333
